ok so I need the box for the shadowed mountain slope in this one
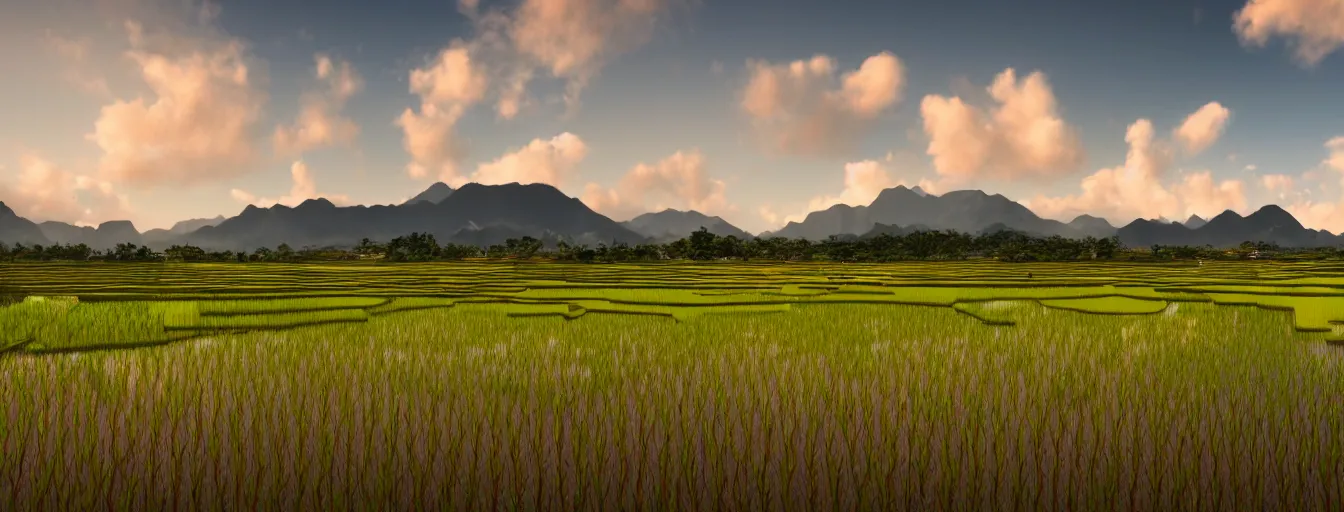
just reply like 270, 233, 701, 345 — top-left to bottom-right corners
622, 209, 752, 242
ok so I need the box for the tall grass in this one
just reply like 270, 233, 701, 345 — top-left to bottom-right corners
2, 302, 1340, 510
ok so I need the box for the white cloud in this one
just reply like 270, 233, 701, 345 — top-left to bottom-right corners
399, 0, 678, 168
1327, 136, 1344, 172
506, 0, 672, 109
1234, 0, 1344, 65
1175, 171, 1249, 218
273, 54, 363, 156
1174, 101, 1231, 155
495, 67, 534, 120
1283, 136, 1344, 232
757, 205, 781, 227
582, 183, 623, 215
1026, 118, 1248, 224
229, 161, 349, 208
0, 155, 132, 225
920, 68, 1084, 182
1261, 173, 1296, 198
465, 132, 589, 187
397, 43, 489, 182
581, 150, 730, 219
740, 52, 905, 156
89, 20, 266, 187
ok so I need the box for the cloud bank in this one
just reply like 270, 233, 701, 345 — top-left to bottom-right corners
581, 150, 730, 220
465, 132, 589, 188
1, 155, 132, 226
740, 52, 905, 156
1027, 103, 1245, 224
398, 43, 490, 182
273, 54, 363, 156
920, 69, 1084, 182
89, 21, 266, 187
1234, 0, 1344, 65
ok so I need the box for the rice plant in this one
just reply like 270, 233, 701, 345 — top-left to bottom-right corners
2, 261, 1343, 510
0, 300, 1340, 510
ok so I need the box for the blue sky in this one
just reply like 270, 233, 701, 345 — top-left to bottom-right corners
3, 0, 1344, 234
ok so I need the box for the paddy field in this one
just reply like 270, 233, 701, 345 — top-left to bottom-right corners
1, 260, 1342, 510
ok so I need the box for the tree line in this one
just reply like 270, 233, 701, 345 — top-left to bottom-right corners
0, 227, 1325, 263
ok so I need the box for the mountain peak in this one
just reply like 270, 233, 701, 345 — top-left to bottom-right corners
1184, 214, 1208, 229
872, 185, 924, 204
1246, 204, 1303, 228
1210, 209, 1243, 222
457, 181, 556, 194
1068, 214, 1113, 227
97, 220, 136, 230
910, 186, 928, 197
0, 201, 13, 217
622, 208, 749, 240
96, 219, 138, 232
297, 197, 336, 209
404, 182, 455, 205
1252, 204, 1291, 217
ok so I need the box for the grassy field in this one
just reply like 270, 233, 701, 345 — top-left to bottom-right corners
1, 260, 1342, 510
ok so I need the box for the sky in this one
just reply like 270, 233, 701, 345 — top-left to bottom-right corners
3, 0, 1344, 235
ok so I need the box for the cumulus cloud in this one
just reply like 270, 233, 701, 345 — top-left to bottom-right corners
506, 0, 671, 109
397, 43, 489, 182
1174, 102, 1232, 155
1261, 173, 1296, 199
740, 52, 905, 156
580, 150, 730, 219
1175, 171, 1249, 218
449, 0, 676, 117
1327, 136, 1344, 172
757, 205, 781, 227
920, 68, 1084, 182
398, 0, 678, 169
89, 21, 266, 187
464, 132, 589, 187
0, 155, 132, 225
229, 161, 349, 208
1283, 136, 1344, 232
273, 54, 363, 156
582, 183, 624, 215
495, 67, 534, 120
1234, 0, 1344, 65
1026, 117, 1247, 223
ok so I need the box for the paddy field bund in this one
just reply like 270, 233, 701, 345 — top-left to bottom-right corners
2, 260, 1342, 509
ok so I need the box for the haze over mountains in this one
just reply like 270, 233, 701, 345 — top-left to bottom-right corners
1, 181, 1341, 252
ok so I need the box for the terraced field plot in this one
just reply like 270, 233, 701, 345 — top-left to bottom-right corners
1, 260, 1343, 510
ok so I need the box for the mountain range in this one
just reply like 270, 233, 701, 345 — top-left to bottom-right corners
1, 181, 1341, 251
761, 186, 1117, 240
620, 209, 753, 242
